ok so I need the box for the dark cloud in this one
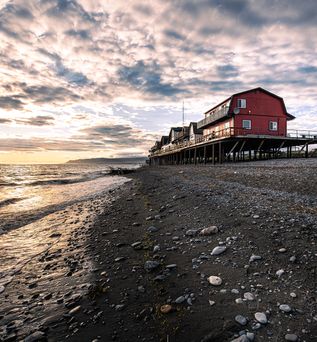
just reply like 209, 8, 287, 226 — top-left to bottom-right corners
21, 85, 81, 103
64, 29, 91, 40
54, 60, 89, 86
15, 115, 55, 126
217, 64, 239, 78
4, 4, 34, 19
81, 124, 134, 138
118, 61, 185, 97
164, 29, 185, 41
0, 118, 12, 124
0, 96, 24, 110
44, 0, 96, 23
298, 66, 317, 74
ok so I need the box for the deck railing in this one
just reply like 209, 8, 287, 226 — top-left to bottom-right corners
150, 127, 317, 156
197, 107, 230, 129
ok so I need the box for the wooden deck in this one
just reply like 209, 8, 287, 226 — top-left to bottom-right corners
149, 128, 317, 165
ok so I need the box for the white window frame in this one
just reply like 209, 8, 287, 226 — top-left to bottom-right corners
269, 121, 278, 131
237, 99, 246, 108
242, 120, 251, 130
224, 122, 230, 129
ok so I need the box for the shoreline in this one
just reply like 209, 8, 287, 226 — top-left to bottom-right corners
1, 159, 316, 341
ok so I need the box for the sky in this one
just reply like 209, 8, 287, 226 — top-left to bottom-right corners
0, 0, 317, 163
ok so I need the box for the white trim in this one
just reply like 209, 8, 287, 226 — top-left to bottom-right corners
269, 121, 278, 131
242, 119, 251, 129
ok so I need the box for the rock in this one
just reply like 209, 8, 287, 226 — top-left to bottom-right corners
279, 248, 287, 253
254, 312, 267, 324
160, 304, 172, 314
246, 332, 255, 341
276, 269, 285, 277
166, 264, 177, 269
147, 226, 159, 233
24, 331, 46, 342
231, 289, 239, 294
285, 334, 298, 341
249, 254, 262, 262
210, 246, 227, 256
235, 298, 243, 304
207, 276, 222, 286
290, 292, 297, 298
131, 241, 142, 248
279, 304, 292, 313
153, 245, 160, 253
175, 295, 186, 304
235, 314, 247, 325
243, 292, 255, 301
115, 304, 125, 311
114, 257, 125, 262
289, 256, 296, 262
49, 232, 62, 238
137, 286, 145, 293
208, 300, 215, 306
0, 285, 5, 294
185, 229, 198, 237
231, 335, 249, 342
253, 215, 260, 219
144, 260, 160, 272
69, 306, 81, 315
200, 226, 218, 235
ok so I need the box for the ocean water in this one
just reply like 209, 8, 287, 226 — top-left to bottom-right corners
0, 163, 140, 231
0, 162, 140, 339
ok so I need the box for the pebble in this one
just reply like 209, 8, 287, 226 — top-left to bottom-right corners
290, 292, 297, 298
276, 269, 285, 277
147, 226, 159, 233
153, 245, 160, 253
246, 332, 255, 341
185, 229, 198, 237
231, 289, 239, 294
200, 226, 218, 235
166, 264, 177, 269
279, 248, 287, 253
69, 306, 81, 315
243, 292, 255, 301
160, 304, 172, 314
207, 276, 222, 286
279, 304, 292, 313
254, 312, 267, 324
144, 260, 160, 272
208, 300, 215, 306
231, 335, 249, 342
175, 296, 186, 304
0, 285, 5, 294
210, 246, 227, 256
235, 314, 247, 325
249, 254, 262, 262
285, 333, 298, 341
131, 241, 142, 248
289, 256, 296, 262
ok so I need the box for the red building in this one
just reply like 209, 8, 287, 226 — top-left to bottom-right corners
197, 87, 295, 138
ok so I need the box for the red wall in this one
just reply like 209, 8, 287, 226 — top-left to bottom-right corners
231, 90, 288, 136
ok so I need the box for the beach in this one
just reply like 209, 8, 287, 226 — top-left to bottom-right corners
1, 159, 317, 341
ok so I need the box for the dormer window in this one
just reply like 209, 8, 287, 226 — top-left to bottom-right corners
237, 99, 246, 108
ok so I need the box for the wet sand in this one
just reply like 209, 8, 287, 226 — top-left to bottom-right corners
1, 159, 317, 342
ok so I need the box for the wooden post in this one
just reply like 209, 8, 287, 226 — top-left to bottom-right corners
212, 144, 215, 165
194, 148, 197, 165
204, 146, 207, 164
305, 144, 309, 158
219, 142, 222, 164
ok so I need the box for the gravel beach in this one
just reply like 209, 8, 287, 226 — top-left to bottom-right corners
1, 159, 317, 342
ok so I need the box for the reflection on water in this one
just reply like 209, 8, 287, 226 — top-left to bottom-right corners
0, 163, 133, 340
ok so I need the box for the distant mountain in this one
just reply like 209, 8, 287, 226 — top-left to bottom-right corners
66, 157, 147, 164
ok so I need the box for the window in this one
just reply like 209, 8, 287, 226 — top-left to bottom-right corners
242, 120, 251, 129
237, 99, 246, 108
224, 122, 230, 129
269, 121, 278, 131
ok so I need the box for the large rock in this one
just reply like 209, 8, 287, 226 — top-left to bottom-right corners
200, 226, 218, 235
24, 331, 46, 342
285, 334, 298, 341
208, 276, 222, 286
211, 246, 227, 256
254, 312, 267, 324
144, 260, 160, 272
235, 315, 247, 325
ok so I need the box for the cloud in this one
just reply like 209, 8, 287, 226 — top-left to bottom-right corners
0, 118, 12, 124
15, 115, 55, 126
118, 61, 186, 97
64, 28, 91, 40
0, 96, 24, 110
